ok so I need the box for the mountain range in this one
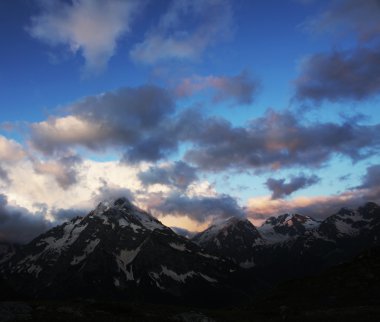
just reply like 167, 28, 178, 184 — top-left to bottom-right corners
0, 198, 379, 305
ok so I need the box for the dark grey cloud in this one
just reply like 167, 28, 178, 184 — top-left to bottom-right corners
0, 194, 51, 244
29, 84, 380, 171
294, 47, 380, 102
154, 193, 245, 223
357, 164, 380, 190
183, 109, 380, 171
30, 85, 177, 163
138, 161, 198, 190
296, 0, 380, 103
266, 174, 320, 199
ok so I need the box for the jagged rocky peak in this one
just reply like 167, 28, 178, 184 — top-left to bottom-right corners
264, 213, 318, 226
93, 197, 134, 215
358, 202, 380, 216
258, 213, 320, 243
318, 202, 380, 238
1, 196, 235, 301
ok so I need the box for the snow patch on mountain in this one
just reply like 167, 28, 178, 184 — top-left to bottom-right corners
71, 238, 100, 265
161, 266, 196, 283
169, 243, 187, 251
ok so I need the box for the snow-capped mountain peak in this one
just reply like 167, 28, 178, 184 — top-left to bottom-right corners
258, 213, 320, 243
90, 197, 166, 232
1, 197, 233, 300
192, 217, 262, 268
192, 217, 258, 246
318, 203, 380, 238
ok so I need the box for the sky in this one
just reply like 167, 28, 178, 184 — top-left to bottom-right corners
0, 0, 380, 243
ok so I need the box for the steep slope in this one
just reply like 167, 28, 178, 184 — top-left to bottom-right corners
192, 217, 263, 268
318, 202, 380, 240
1, 198, 236, 303
0, 242, 21, 264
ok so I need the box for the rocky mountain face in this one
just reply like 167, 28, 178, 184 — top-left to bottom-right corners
0, 199, 379, 303
192, 217, 262, 269
258, 213, 320, 243
0, 242, 21, 264
0, 198, 237, 304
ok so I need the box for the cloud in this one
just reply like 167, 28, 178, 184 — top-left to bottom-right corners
295, 0, 380, 103
357, 164, 380, 190
294, 47, 380, 102
0, 136, 26, 162
175, 70, 260, 105
170, 226, 196, 238
0, 166, 10, 184
248, 163, 380, 221
51, 207, 88, 222
138, 161, 198, 190
30, 85, 177, 162
247, 191, 372, 222
28, 0, 141, 74
184, 109, 380, 171
29, 85, 380, 172
33, 153, 83, 189
153, 193, 245, 223
0, 194, 51, 244
92, 179, 135, 205
266, 174, 320, 199
305, 0, 380, 42
130, 0, 233, 64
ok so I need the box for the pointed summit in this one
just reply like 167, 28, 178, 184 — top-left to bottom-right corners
1, 198, 234, 302
192, 217, 262, 268
259, 213, 320, 243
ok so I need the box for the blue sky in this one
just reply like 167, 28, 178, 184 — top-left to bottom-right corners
0, 0, 380, 242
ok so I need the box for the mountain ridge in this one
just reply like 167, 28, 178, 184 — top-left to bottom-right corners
0, 198, 379, 303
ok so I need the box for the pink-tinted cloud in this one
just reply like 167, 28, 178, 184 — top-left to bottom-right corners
175, 71, 259, 105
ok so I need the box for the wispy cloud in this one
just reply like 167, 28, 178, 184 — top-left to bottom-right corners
175, 71, 260, 105
27, 0, 142, 74
295, 0, 380, 103
130, 0, 233, 64
304, 0, 380, 42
